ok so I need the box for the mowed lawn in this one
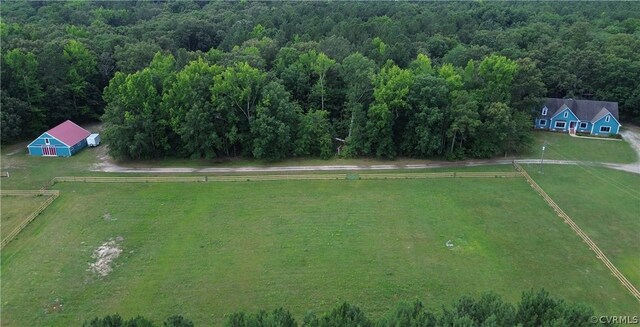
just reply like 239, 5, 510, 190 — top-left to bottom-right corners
0, 195, 50, 241
522, 164, 640, 288
529, 131, 637, 163
2, 178, 637, 326
0, 144, 102, 190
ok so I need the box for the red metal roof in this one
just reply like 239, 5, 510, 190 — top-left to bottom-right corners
46, 120, 91, 146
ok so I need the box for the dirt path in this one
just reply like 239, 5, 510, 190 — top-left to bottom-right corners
92, 157, 587, 174
91, 129, 640, 175
605, 126, 640, 174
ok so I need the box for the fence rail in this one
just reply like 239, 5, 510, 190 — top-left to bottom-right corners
50, 172, 522, 184
1, 189, 59, 196
52, 176, 206, 184
1, 190, 60, 249
358, 172, 522, 179
513, 162, 640, 301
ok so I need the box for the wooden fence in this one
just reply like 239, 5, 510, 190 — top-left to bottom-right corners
50, 172, 522, 184
357, 172, 522, 180
513, 162, 640, 301
1, 189, 59, 196
52, 176, 207, 184
1, 190, 60, 249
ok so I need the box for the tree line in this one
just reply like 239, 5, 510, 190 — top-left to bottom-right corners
2, 1, 639, 152
83, 289, 597, 327
101, 49, 539, 160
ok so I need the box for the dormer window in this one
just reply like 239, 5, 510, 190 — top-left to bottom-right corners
541, 107, 548, 115
563, 111, 568, 118
605, 115, 610, 122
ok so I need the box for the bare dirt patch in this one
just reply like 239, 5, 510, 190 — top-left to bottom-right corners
88, 238, 123, 276
102, 212, 117, 221
44, 298, 63, 314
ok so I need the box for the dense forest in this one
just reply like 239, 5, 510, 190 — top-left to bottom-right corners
2, 1, 639, 159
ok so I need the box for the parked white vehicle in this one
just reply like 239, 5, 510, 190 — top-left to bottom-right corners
87, 133, 101, 147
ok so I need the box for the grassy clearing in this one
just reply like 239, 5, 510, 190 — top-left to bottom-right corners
2, 129, 635, 188
0, 143, 516, 190
528, 131, 637, 163
0, 145, 101, 189
2, 178, 637, 326
522, 163, 640, 288
0, 195, 50, 241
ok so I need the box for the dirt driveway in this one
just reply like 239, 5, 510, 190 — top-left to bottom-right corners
91, 129, 640, 175
603, 126, 640, 174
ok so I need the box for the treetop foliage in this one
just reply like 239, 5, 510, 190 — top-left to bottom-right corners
82, 290, 594, 327
2, 2, 637, 159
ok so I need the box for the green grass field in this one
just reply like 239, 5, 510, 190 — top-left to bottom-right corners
529, 131, 638, 163
2, 177, 638, 326
1, 144, 101, 189
0, 195, 50, 241
522, 163, 640, 287
1, 132, 638, 326
1, 129, 635, 190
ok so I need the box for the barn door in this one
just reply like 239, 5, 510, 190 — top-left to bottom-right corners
42, 146, 57, 156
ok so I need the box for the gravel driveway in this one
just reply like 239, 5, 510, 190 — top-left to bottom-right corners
92, 128, 640, 175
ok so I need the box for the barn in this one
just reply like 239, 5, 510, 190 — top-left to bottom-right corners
27, 120, 91, 157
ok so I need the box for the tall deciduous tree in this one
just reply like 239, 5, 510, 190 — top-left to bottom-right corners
338, 52, 377, 155
211, 62, 267, 155
510, 57, 546, 114
164, 58, 222, 158
404, 73, 450, 157
447, 90, 480, 158
311, 52, 335, 111
102, 52, 176, 159
477, 54, 518, 105
251, 81, 301, 161
63, 39, 99, 118
0, 94, 30, 142
366, 61, 413, 158
1, 49, 45, 136
3, 49, 43, 107
295, 109, 334, 159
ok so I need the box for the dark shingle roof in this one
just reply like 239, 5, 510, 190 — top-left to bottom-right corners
538, 98, 619, 121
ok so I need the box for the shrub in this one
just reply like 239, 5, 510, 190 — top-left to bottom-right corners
224, 308, 297, 327
164, 315, 195, 327
82, 314, 155, 327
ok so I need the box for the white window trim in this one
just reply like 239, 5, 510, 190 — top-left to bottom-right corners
542, 107, 548, 116
563, 111, 568, 118
600, 126, 611, 133
554, 121, 566, 128
45, 138, 50, 145
539, 119, 546, 126
605, 115, 610, 122
579, 122, 588, 129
